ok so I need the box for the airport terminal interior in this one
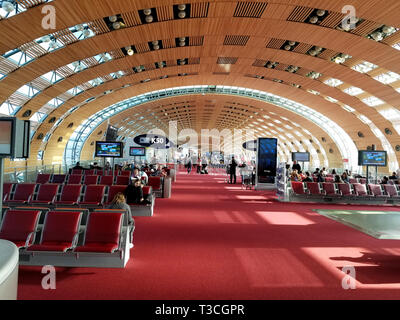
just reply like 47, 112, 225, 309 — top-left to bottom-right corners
1, 0, 400, 301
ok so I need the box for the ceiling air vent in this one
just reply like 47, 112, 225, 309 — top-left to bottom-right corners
36, 133, 44, 140
223, 35, 250, 46
321, 137, 326, 142
233, 2, 268, 18
329, 148, 334, 153
385, 128, 393, 135
217, 57, 238, 64
357, 131, 365, 138
396, 145, 400, 152
67, 122, 74, 128
57, 137, 63, 143
48, 117, 56, 123
22, 110, 32, 117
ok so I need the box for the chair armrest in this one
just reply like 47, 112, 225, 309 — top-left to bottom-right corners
71, 230, 84, 249
25, 229, 39, 248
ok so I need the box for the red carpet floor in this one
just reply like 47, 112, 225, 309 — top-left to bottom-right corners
17, 172, 400, 300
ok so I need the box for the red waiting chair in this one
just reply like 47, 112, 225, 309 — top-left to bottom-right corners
51, 174, 67, 184
291, 182, 306, 195
27, 211, 82, 252
71, 169, 83, 175
0, 210, 41, 248
79, 185, 105, 206
6, 183, 36, 205
352, 183, 369, 197
30, 184, 59, 205
99, 175, 114, 186
384, 185, 400, 199
36, 174, 51, 184
115, 176, 130, 185
75, 212, 123, 253
3, 183, 14, 202
338, 183, 353, 197
84, 175, 99, 185
306, 182, 322, 195
368, 184, 389, 198
54, 184, 82, 206
68, 175, 83, 184
322, 183, 340, 197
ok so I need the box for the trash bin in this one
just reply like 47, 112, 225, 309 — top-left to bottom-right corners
0, 240, 19, 300
163, 176, 172, 198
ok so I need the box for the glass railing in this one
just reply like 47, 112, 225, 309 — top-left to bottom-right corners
3, 160, 93, 183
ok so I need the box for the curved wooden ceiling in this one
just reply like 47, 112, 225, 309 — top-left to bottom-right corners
1, 0, 400, 170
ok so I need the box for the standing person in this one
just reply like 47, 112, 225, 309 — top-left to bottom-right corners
186, 156, 192, 174
107, 192, 134, 248
201, 156, 209, 174
229, 156, 238, 184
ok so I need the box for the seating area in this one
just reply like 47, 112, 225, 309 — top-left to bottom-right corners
0, 167, 175, 268
290, 181, 400, 204
0, 209, 130, 268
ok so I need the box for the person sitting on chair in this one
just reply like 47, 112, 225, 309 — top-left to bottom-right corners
107, 192, 134, 247
126, 179, 151, 205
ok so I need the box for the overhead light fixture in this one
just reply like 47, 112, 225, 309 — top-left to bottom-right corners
316, 9, 325, 16
371, 31, 383, 41
127, 49, 134, 56
178, 4, 186, 10
145, 15, 153, 23
113, 21, 121, 29
83, 29, 91, 37
309, 16, 319, 24
109, 15, 118, 23
178, 11, 186, 18
143, 8, 152, 15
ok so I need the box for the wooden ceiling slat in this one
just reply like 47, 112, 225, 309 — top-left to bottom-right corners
191, 2, 210, 18
351, 20, 382, 37
319, 12, 344, 28
156, 5, 174, 22
121, 11, 142, 27
287, 6, 314, 22
87, 19, 109, 35
293, 43, 312, 54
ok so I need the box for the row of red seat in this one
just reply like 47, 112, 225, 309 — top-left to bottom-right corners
0, 209, 124, 253
291, 182, 400, 199
36, 174, 163, 190
37, 173, 131, 185
69, 169, 132, 176
3, 183, 153, 206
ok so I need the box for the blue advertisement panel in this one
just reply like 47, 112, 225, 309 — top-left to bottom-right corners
257, 138, 278, 184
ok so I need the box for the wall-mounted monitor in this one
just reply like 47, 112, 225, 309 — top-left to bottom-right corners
95, 141, 123, 158
129, 147, 146, 157
358, 150, 387, 167
0, 117, 30, 158
292, 152, 310, 162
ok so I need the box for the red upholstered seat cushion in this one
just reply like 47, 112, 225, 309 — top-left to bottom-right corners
31, 200, 52, 204
55, 201, 77, 205
28, 242, 73, 252
80, 201, 101, 205
7, 199, 28, 204
75, 242, 118, 253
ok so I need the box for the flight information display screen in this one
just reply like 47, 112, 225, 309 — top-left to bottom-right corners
358, 150, 387, 167
95, 142, 123, 157
129, 147, 146, 156
292, 152, 310, 162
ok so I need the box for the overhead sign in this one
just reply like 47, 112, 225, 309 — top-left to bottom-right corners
133, 134, 175, 149
243, 140, 257, 151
